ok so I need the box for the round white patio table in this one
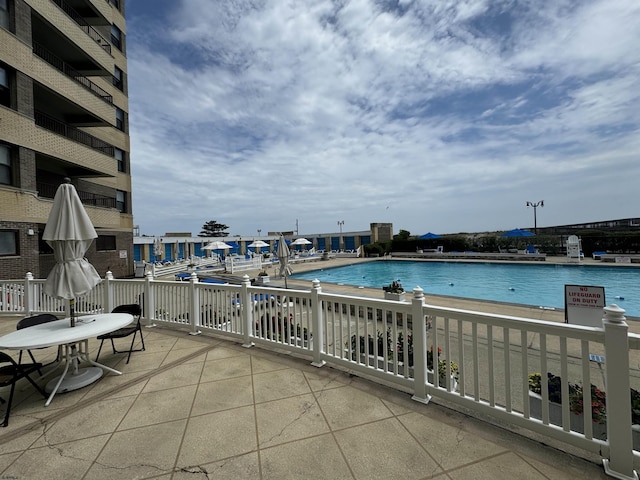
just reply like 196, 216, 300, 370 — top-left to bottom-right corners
0, 313, 133, 406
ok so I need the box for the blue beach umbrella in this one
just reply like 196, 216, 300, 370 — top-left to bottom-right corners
419, 232, 442, 240
501, 228, 535, 237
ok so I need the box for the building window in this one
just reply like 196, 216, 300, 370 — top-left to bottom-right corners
115, 107, 125, 131
116, 190, 126, 212
115, 147, 125, 172
110, 25, 122, 50
0, 0, 9, 30
0, 143, 11, 185
0, 64, 9, 107
96, 235, 116, 251
113, 66, 123, 91
108, 0, 120, 10
0, 230, 18, 256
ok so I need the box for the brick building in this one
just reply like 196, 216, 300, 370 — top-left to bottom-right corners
0, 0, 133, 280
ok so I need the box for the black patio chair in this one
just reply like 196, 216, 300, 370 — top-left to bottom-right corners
16, 313, 61, 375
0, 351, 47, 427
95, 304, 145, 364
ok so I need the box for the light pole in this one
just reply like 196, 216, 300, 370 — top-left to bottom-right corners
337, 220, 344, 251
526, 200, 544, 234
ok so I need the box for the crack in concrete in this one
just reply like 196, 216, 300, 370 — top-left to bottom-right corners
262, 400, 315, 446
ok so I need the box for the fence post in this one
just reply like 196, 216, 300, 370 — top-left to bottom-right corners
104, 271, 114, 313
602, 304, 637, 480
143, 271, 156, 327
411, 286, 430, 404
310, 279, 325, 367
189, 272, 201, 335
241, 275, 254, 348
24, 272, 34, 315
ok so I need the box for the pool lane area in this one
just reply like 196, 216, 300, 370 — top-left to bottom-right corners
291, 260, 640, 317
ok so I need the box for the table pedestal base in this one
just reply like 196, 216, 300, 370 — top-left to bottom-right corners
44, 340, 123, 406
45, 367, 103, 394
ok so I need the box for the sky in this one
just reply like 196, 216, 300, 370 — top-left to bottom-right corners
125, 0, 640, 238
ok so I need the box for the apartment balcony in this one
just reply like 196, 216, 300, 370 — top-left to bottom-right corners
36, 181, 116, 208
35, 110, 115, 156
49, 0, 112, 54
33, 42, 113, 104
30, 0, 113, 75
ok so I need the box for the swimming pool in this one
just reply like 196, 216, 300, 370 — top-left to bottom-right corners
291, 261, 640, 317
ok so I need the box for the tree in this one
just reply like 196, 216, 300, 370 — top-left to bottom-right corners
394, 229, 411, 241
198, 220, 229, 237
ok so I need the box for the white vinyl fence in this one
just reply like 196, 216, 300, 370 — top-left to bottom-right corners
1, 271, 639, 478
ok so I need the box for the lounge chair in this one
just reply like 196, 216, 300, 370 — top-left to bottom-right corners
525, 245, 539, 254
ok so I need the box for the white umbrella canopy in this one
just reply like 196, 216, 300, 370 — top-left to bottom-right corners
276, 235, 292, 288
248, 240, 269, 248
291, 238, 312, 245
203, 241, 233, 250
43, 179, 101, 326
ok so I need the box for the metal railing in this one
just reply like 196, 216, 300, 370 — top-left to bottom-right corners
34, 110, 115, 156
1, 272, 639, 478
49, 0, 112, 54
36, 182, 116, 209
33, 42, 113, 104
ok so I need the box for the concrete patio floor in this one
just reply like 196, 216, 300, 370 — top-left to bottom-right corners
0, 318, 610, 479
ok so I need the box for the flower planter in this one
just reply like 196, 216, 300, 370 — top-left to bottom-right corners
384, 292, 406, 301
427, 369, 458, 391
255, 275, 270, 285
528, 391, 607, 440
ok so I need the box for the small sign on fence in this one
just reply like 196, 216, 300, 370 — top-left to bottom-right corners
564, 284, 606, 327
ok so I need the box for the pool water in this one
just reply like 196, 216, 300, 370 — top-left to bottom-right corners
291, 261, 640, 317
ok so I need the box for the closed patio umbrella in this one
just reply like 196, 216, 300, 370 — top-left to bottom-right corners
43, 178, 101, 328
153, 237, 163, 259
42, 178, 103, 392
277, 234, 292, 288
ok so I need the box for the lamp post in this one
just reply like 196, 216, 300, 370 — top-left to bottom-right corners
337, 220, 344, 251
526, 200, 544, 234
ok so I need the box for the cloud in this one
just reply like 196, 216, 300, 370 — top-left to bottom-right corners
126, 0, 640, 237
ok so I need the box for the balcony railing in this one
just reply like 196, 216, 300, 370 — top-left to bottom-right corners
49, 0, 112, 54
1, 272, 639, 479
37, 181, 116, 208
34, 110, 115, 156
33, 42, 113, 104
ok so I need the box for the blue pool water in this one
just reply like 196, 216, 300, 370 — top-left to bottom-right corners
291, 261, 640, 317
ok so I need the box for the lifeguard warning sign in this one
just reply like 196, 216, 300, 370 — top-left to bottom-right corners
565, 284, 606, 327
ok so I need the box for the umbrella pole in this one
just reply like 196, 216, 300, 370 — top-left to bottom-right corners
70, 298, 76, 327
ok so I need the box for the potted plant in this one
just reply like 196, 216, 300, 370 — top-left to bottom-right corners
348, 330, 393, 366
528, 372, 607, 438
396, 334, 458, 389
383, 280, 405, 301
255, 270, 270, 285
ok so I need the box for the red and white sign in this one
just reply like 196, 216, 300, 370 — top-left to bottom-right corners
565, 284, 606, 327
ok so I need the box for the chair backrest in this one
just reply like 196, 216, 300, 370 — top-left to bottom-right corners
0, 351, 18, 386
16, 314, 59, 331
111, 304, 142, 318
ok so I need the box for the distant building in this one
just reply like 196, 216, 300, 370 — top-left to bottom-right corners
538, 218, 640, 235
0, 0, 133, 280
370, 223, 393, 243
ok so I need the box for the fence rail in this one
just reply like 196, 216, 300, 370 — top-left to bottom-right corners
1, 272, 638, 478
